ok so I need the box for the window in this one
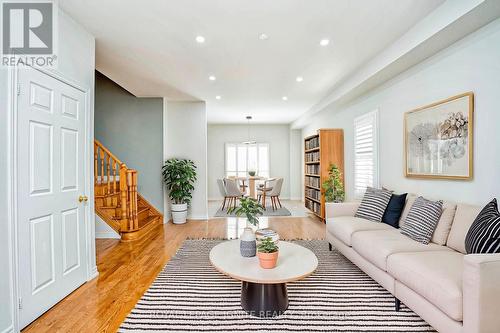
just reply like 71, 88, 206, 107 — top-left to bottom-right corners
354, 110, 379, 198
225, 143, 270, 178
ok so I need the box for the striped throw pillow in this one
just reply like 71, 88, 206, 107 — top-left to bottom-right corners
355, 187, 393, 222
465, 199, 500, 254
400, 197, 443, 244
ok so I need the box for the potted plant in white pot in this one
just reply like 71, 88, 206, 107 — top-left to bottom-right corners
162, 158, 197, 224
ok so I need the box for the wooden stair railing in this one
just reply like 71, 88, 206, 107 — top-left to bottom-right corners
94, 140, 162, 241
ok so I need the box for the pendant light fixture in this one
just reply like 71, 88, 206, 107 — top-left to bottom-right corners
242, 116, 256, 145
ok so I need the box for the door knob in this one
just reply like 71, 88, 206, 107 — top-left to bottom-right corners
79, 195, 88, 202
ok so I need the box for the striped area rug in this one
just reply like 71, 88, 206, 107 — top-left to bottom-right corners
120, 240, 436, 332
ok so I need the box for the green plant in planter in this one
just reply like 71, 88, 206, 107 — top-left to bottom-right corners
257, 237, 279, 253
162, 158, 197, 205
228, 197, 264, 227
322, 164, 345, 203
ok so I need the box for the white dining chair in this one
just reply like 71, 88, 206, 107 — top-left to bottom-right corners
257, 178, 276, 208
224, 178, 245, 209
268, 178, 284, 210
217, 179, 229, 211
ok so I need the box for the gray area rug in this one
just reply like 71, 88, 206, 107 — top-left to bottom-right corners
214, 206, 292, 217
120, 240, 436, 332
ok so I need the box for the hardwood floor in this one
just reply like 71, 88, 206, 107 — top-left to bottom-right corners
23, 216, 325, 332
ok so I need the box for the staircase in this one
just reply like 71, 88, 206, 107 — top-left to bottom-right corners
94, 140, 163, 242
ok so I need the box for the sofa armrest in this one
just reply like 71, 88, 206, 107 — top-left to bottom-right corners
463, 253, 500, 333
325, 202, 360, 219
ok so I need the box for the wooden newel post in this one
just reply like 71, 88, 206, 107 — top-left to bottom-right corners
119, 163, 128, 231
127, 170, 139, 230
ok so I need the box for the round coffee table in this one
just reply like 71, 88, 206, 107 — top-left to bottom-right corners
209, 240, 318, 317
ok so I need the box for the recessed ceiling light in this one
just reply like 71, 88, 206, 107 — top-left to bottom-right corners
282, 96, 288, 101
296, 76, 304, 82
195, 35, 205, 43
320, 39, 330, 46
258, 33, 269, 40
208, 75, 216, 81
215, 95, 221, 100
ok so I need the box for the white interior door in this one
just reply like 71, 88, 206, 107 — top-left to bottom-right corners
17, 67, 88, 328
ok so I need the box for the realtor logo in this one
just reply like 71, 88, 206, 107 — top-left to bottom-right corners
1, 1, 57, 67
2, 1, 53, 54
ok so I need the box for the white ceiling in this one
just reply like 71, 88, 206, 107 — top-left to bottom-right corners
59, 0, 445, 124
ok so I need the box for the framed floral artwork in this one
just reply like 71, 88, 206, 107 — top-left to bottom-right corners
404, 92, 474, 179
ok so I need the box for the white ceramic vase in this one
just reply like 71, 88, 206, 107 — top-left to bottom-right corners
240, 227, 256, 257
171, 203, 188, 224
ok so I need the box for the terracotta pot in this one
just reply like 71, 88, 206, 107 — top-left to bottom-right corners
257, 251, 279, 269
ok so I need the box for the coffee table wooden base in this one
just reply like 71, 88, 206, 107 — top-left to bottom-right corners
241, 281, 288, 317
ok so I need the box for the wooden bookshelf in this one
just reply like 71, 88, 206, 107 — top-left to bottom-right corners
304, 129, 344, 220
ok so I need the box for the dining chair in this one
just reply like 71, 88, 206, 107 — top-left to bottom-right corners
224, 178, 245, 209
257, 177, 276, 208
217, 179, 229, 211
267, 178, 284, 211
238, 179, 248, 194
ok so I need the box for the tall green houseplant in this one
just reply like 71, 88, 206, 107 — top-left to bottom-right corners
228, 197, 264, 227
162, 158, 197, 224
322, 164, 345, 203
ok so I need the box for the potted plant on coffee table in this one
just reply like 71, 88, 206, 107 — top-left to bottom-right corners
228, 197, 264, 228
257, 237, 279, 269
229, 197, 264, 257
162, 158, 197, 224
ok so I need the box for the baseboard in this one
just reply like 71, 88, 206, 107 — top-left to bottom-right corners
188, 215, 209, 220
95, 231, 120, 239
88, 266, 99, 281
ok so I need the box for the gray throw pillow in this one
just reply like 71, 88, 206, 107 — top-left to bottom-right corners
400, 196, 443, 244
355, 187, 393, 222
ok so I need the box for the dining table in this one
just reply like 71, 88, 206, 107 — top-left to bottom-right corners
234, 176, 265, 199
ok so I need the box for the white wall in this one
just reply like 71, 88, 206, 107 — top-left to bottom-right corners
95, 215, 120, 239
1, 9, 95, 332
164, 101, 208, 219
289, 129, 303, 200
207, 124, 297, 200
302, 18, 500, 205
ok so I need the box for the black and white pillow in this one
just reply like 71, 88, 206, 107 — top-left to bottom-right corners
465, 199, 500, 254
355, 187, 393, 222
400, 197, 443, 244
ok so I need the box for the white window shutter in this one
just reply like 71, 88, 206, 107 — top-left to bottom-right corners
354, 110, 379, 198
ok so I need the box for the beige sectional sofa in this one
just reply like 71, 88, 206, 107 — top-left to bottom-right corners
325, 195, 500, 333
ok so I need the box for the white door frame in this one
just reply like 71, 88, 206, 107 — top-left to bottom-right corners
6, 64, 97, 332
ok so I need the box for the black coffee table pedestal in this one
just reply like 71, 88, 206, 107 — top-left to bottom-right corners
241, 281, 288, 317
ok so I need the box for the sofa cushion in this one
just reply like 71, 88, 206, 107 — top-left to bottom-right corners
431, 201, 457, 245
382, 193, 407, 228
465, 198, 500, 254
398, 193, 417, 227
326, 216, 392, 246
355, 187, 393, 222
400, 197, 443, 244
447, 203, 482, 253
387, 251, 464, 321
351, 229, 451, 271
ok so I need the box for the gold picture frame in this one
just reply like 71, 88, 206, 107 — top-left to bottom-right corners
404, 92, 474, 180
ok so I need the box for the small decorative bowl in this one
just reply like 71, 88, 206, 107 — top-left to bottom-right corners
248, 171, 256, 176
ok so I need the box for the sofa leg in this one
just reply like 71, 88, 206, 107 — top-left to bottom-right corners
395, 298, 401, 312
328, 243, 332, 251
